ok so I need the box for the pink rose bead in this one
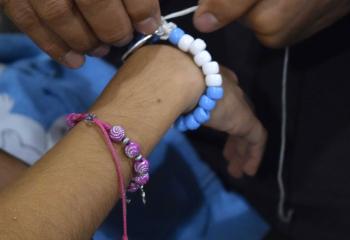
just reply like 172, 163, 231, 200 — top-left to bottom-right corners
128, 182, 140, 193
109, 125, 125, 142
134, 158, 150, 175
133, 173, 149, 186
125, 141, 141, 158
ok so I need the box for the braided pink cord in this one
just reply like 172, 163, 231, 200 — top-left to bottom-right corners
66, 113, 128, 240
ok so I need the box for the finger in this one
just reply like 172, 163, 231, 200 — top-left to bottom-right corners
3, 0, 84, 68
194, 0, 258, 32
123, 0, 161, 34
75, 0, 133, 46
242, 123, 267, 176
30, 0, 99, 53
89, 44, 111, 57
224, 136, 246, 178
228, 163, 243, 178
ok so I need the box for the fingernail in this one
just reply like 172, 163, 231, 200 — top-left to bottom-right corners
113, 34, 133, 47
62, 51, 85, 68
89, 45, 111, 57
194, 13, 219, 32
135, 17, 158, 34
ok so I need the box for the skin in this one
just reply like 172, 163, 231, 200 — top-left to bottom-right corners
194, 0, 350, 48
3, 0, 350, 68
206, 67, 266, 177
1, 0, 346, 177
1, 0, 348, 177
0, 0, 161, 68
0, 45, 265, 239
0, 151, 28, 191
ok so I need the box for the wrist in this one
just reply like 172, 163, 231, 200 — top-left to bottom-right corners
91, 45, 205, 146
96, 45, 204, 113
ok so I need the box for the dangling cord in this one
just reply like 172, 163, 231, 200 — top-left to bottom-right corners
93, 119, 128, 240
277, 47, 294, 223
69, 113, 129, 240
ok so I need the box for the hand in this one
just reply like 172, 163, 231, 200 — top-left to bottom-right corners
1, 0, 161, 68
207, 67, 267, 178
194, 0, 350, 48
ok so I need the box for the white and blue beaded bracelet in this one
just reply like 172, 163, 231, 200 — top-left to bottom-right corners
122, 20, 224, 131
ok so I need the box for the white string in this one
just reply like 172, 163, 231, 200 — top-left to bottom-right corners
123, 6, 198, 61
277, 47, 294, 223
163, 6, 198, 20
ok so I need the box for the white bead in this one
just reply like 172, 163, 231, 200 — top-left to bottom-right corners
194, 50, 212, 67
202, 61, 219, 75
189, 39, 206, 55
205, 74, 223, 86
178, 34, 194, 52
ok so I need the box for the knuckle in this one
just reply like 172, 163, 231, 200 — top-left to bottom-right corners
10, 5, 38, 31
202, 0, 241, 25
75, 0, 109, 8
248, 3, 287, 37
39, 0, 73, 22
99, 28, 132, 43
127, 2, 157, 21
257, 34, 286, 48
0, 0, 9, 7
250, 13, 284, 37
71, 40, 97, 52
40, 43, 63, 59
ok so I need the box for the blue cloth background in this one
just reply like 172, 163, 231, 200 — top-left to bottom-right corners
0, 34, 269, 240
0, 34, 114, 130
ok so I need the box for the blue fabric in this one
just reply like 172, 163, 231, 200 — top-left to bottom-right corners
0, 34, 269, 240
0, 34, 114, 130
94, 129, 269, 240
0, 34, 115, 164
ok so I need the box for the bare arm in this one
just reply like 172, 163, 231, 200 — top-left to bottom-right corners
0, 45, 204, 240
0, 150, 28, 190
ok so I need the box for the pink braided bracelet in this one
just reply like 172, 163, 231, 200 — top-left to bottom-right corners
66, 113, 150, 240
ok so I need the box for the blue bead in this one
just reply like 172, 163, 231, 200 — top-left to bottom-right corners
199, 95, 216, 111
169, 28, 185, 45
185, 114, 201, 130
206, 87, 224, 100
175, 117, 187, 132
194, 107, 210, 124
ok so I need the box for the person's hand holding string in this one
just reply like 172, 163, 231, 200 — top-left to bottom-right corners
0, 0, 161, 68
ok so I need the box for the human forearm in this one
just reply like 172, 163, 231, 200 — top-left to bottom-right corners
0, 150, 28, 190
0, 45, 204, 239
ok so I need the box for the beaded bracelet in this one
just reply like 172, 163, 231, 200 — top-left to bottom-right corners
66, 113, 150, 240
109, 125, 149, 198
66, 113, 149, 199
122, 19, 224, 132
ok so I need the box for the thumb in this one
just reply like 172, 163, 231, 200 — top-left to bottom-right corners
193, 0, 257, 32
